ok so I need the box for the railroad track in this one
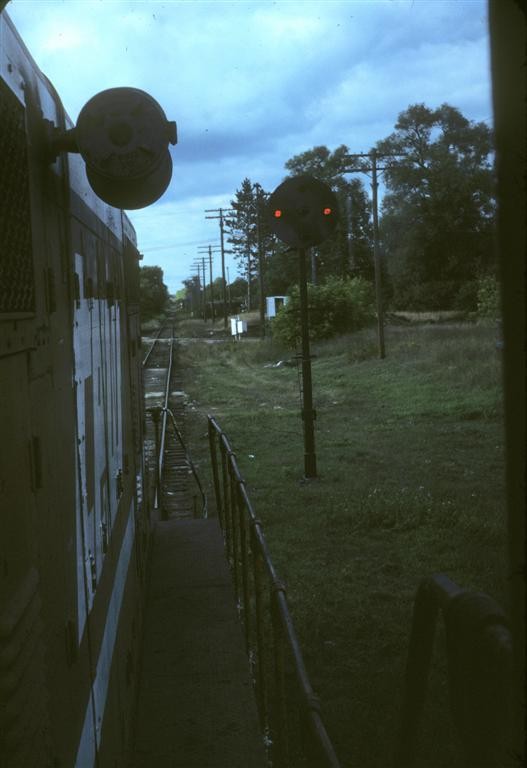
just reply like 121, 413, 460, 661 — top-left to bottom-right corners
142, 324, 206, 519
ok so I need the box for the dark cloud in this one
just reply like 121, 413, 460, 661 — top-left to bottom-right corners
7, 0, 492, 292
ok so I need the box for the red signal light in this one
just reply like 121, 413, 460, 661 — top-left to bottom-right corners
323, 207, 332, 216
274, 209, 282, 218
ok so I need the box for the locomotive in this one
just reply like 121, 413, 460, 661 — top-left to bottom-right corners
0, 8, 175, 766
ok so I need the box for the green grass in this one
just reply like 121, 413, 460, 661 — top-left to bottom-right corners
177, 321, 506, 768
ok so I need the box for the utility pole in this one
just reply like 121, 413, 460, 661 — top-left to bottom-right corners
254, 183, 267, 337
198, 244, 221, 324
226, 266, 232, 313
347, 193, 354, 272
298, 246, 317, 478
205, 207, 234, 329
311, 248, 317, 285
207, 245, 215, 323
371, 150, 385, 358
344, 150, 405, 359
191, 259, 206, 321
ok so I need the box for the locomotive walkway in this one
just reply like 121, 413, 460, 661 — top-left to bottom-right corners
130, 516, 267, 767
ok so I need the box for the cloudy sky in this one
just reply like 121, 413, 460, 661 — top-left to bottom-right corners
7, 0, 493, 293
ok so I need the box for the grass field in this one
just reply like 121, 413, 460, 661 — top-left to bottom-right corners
176, 319, 506, 768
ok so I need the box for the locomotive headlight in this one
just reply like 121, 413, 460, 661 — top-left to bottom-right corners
75, 87, 177, 209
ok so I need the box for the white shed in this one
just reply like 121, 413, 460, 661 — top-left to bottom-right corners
266, 296, 289, 319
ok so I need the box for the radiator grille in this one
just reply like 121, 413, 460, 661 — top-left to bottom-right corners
0, 80, 35, 314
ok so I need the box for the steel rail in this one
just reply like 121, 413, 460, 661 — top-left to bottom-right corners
140, 324, 173, 512
163, 406, 207, 517
207, 415, 341, 768
141, 325, 164, 368
156, 337, 174, 514
143, 325, 206, 518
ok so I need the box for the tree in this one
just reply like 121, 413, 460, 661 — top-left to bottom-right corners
210, 276, 224, 301
272, 276, 374, 347
377, 103, 495, 309
181, 275, 201, 316
226, 178, 274, 310
264, 241, 300, 296
139, 266, 169, 318
227, 277, 249, 313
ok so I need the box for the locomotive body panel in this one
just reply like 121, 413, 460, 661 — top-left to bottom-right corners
1, 10, 148, 766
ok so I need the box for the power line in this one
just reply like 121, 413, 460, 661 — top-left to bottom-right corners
141, 238, 217, 252
197, 244, 222, 323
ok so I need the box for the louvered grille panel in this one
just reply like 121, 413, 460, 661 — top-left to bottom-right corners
0, 81, 35, 314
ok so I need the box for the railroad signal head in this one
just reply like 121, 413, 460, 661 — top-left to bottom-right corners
267, 175, 339, 248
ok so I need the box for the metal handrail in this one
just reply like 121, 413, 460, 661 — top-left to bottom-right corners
394, 573, 512, 768
157, 338, 174, 507
146, 337, 174, 515
208, 415, 341, 768
143, 327, 170, 514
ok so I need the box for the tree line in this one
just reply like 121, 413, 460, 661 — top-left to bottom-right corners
224, 102, 496, 313
143, 102, 496, 323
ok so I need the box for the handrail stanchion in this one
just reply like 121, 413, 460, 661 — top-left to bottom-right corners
394, 580, 440, 768
228, 459, 240, 599
150, 407, 162, 513
395, 574, 513, 768
220, 441, 231, 559
272, 584, 290, 767
238, 483, 251, 653
206, 415, 342, 768
208, 420, 222, 522
253, 533, 268, 731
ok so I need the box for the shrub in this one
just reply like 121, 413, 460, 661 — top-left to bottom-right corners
476, 275, 501, 319
391, 280, 463, 311
390, 278, 490, 313
453, 280, 478, 311
272, 276, 375, 348
139, 265, 169, 319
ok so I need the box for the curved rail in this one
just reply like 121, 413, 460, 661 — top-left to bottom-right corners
141, 325, 165, 368
208, 415, 341, 768
143, 326, 206, 518
163, 406, 207, 518
157, 337, 174, 508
